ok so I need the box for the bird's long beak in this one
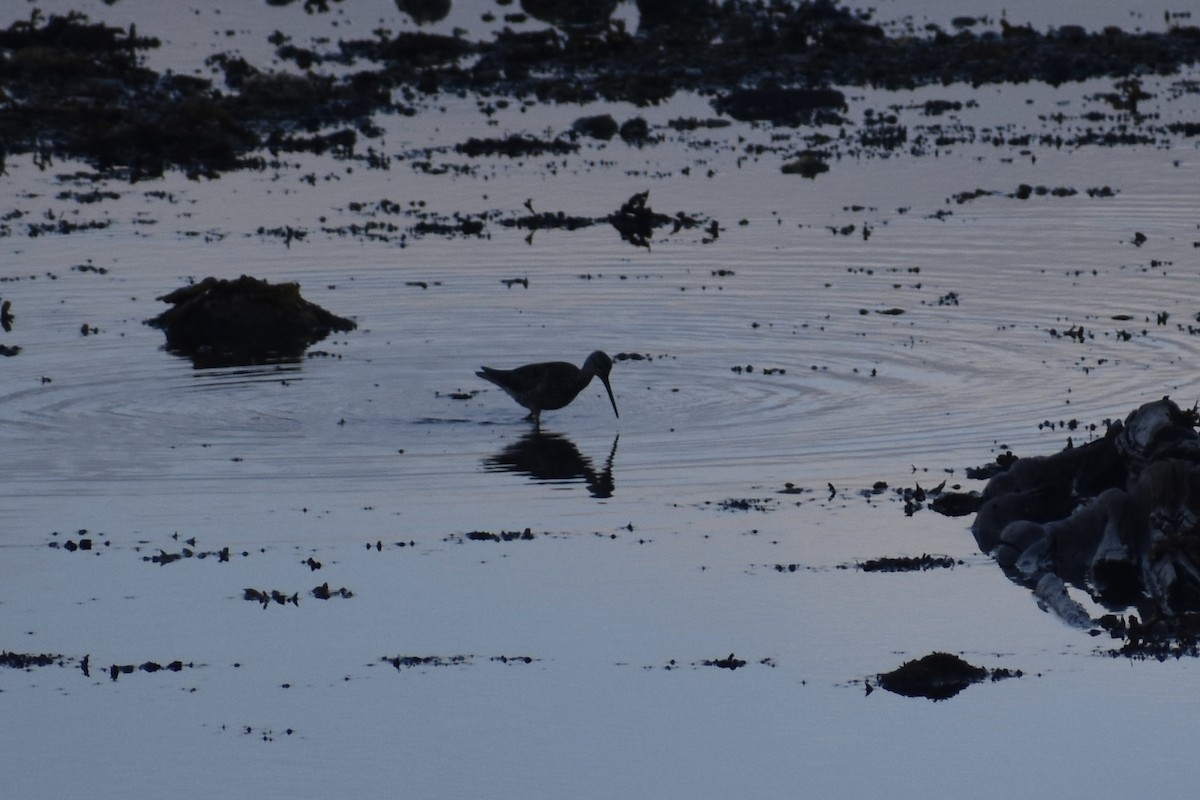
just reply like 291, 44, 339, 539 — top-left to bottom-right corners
600, 374, 619, 419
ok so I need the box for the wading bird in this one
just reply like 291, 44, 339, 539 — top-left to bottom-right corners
477, 350, 619, 426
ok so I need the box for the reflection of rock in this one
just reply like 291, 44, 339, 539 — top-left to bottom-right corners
484, 430, 618, 498
972, 398, 1200, 639
146, 275, 356, 368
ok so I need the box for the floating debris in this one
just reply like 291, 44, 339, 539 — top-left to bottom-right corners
244, 588, 300, 608
711, 497, 775, 512
496, 191, 710, 248
141, 545, 231, 564
702, 652, 747, 670
382, 653, 538, 670
455, 528, 536, 542
606, 190, 705, 249
108, 660, 192, 682
858, 555, 958, 573
310, 582, 353, 600
383, 654, 470, 670
150, 549, 183, 565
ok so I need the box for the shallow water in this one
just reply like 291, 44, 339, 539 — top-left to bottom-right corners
4, 1, 1200, 797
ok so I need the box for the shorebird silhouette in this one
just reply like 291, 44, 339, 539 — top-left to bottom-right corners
477, 351, 619, 425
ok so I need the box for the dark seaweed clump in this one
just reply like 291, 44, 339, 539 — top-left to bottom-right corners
0, 650, 64, 669
0, 12, 246, 179
3, 5, 1200, 177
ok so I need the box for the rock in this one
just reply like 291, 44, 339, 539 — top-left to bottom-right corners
618, 116, 650, 142
877, 652, 988, 700
971, 397, 1200, 640
395, 0, 451, 25
781, 152, 829, 178
572, 113, 619, 140
146, 275, 356, 367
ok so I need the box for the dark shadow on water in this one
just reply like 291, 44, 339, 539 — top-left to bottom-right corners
484, 430, 618, 498
171, 349, 306, 370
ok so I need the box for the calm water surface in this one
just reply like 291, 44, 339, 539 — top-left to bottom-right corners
3, 1, 1200, 797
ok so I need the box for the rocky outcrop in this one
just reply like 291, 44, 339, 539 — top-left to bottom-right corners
972, 398, 1200, 643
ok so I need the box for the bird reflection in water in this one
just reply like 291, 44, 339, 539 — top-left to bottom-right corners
483, 430, 618, 498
